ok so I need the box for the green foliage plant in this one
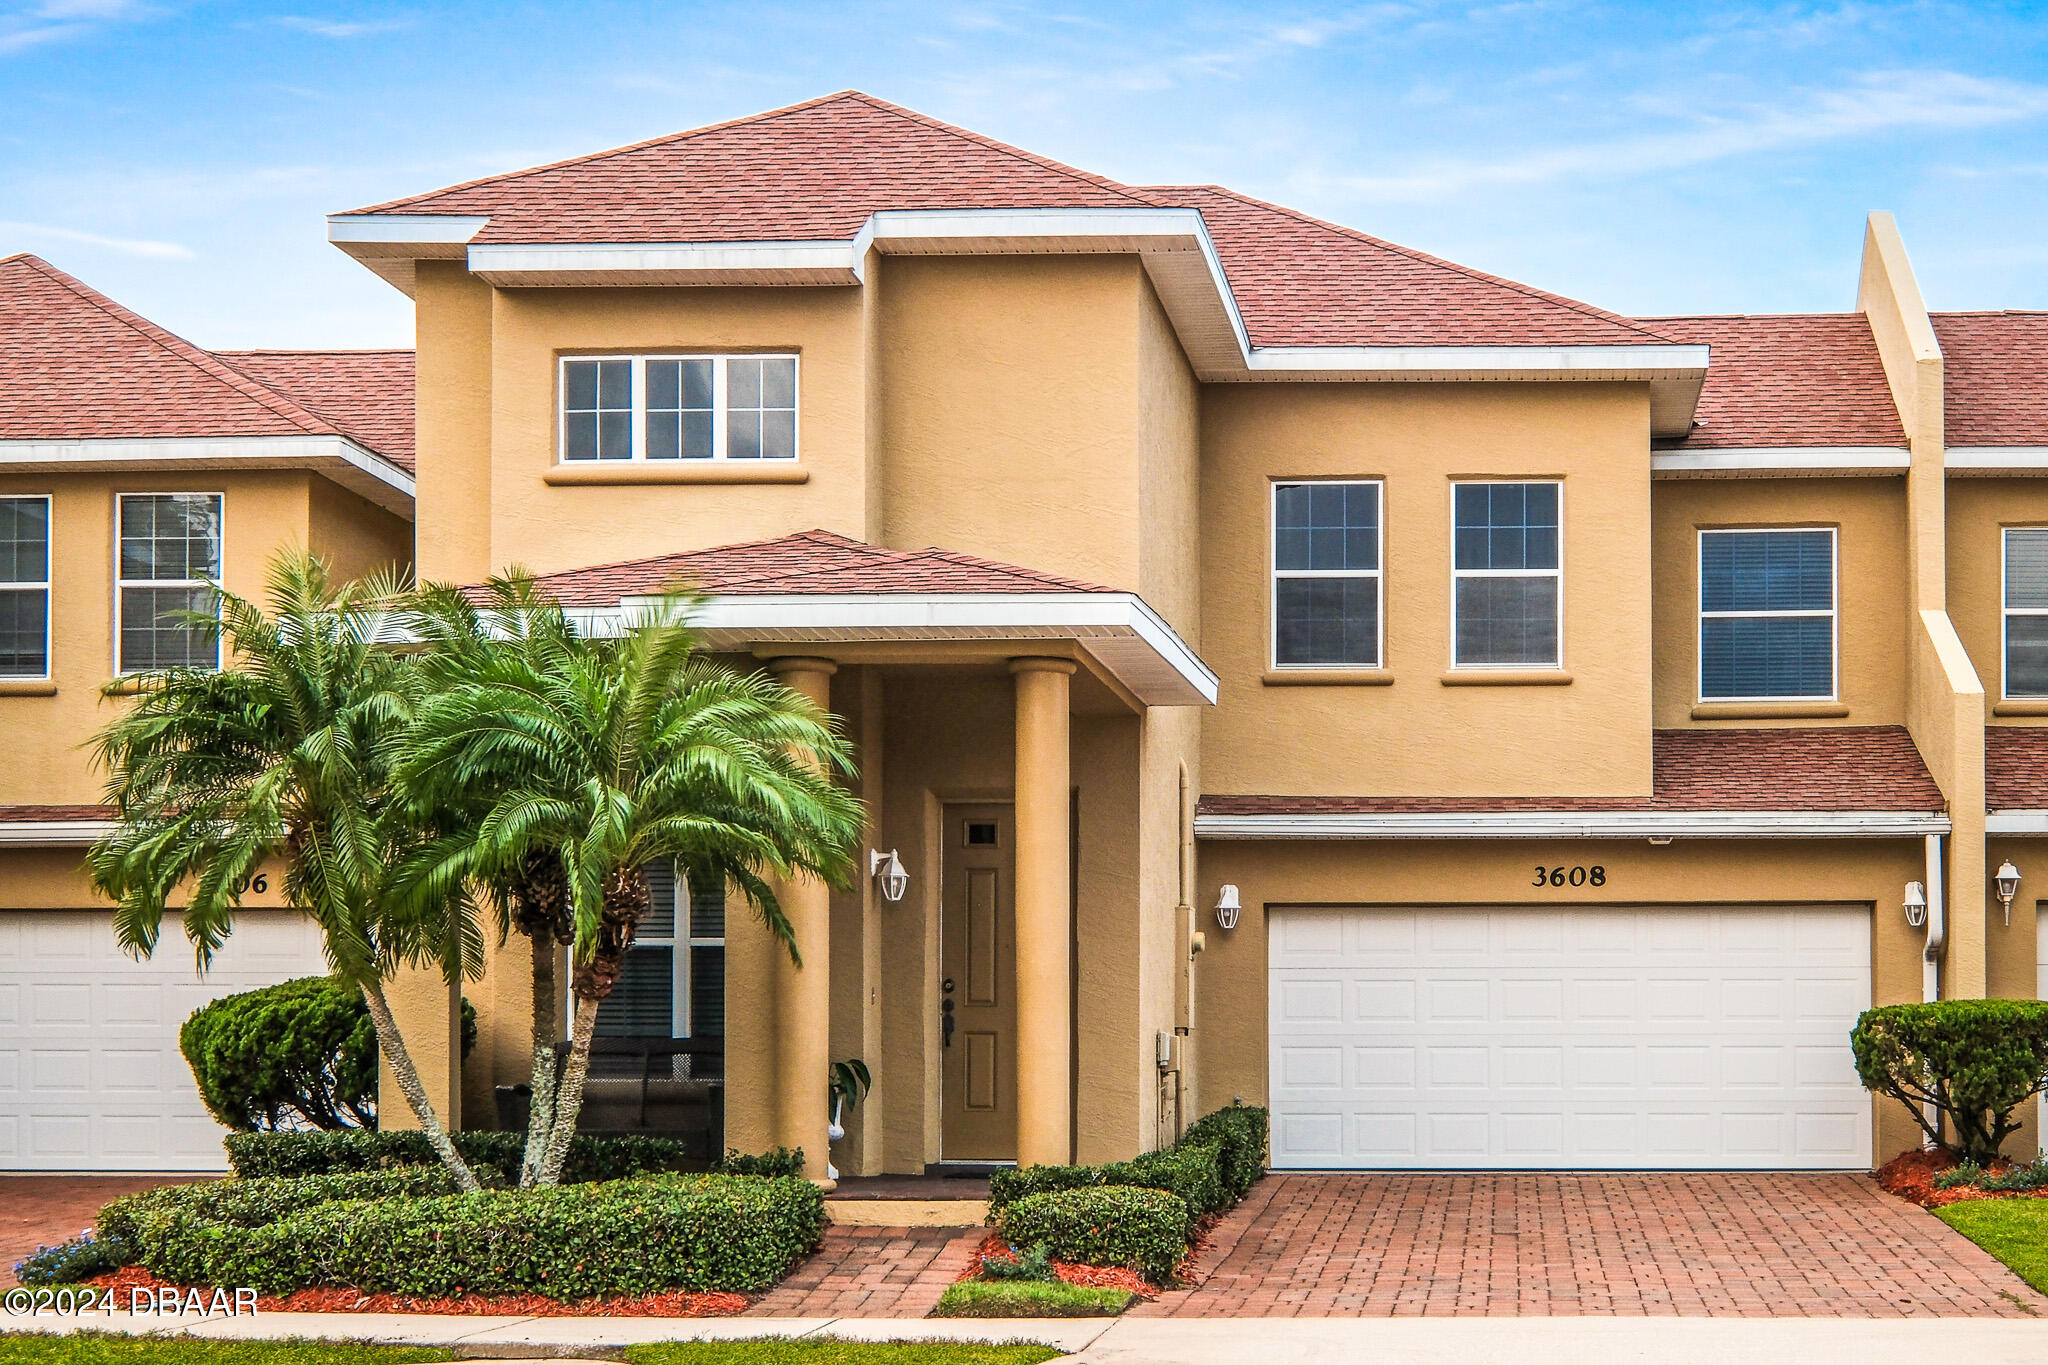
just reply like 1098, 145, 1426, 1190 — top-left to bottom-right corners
1000, 1186, 1189, 1287
1851, 1000, 2048, 1163
931, 1279, 1132, 1318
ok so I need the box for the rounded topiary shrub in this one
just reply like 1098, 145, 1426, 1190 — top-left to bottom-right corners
1001, 1185, 1189, 1286
1851, 999, 2048, 1163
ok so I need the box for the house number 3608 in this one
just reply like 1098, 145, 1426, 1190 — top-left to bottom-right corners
1532, 865, 1605, 888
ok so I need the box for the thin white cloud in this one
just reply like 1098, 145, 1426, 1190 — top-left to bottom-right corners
0, 0, 149, 53
0, 219, 192, 258
1322, 70, 2048, 201
272, 15, 412, 39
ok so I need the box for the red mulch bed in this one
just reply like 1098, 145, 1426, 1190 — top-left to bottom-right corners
965, 1231, 1157, 1298
87, 1265, 748, 1317
1876, 1147, 2048, 1209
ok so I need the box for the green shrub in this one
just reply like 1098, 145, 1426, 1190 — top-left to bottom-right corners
1001, 1186, 1187, 1286
1179, 1102, 1268, 1200
714, 1146, 806, 1178
980, 1241, 1055, 1283
179, 978, 477, 1133
224, 1129, 697, 1182
1934, 1155, 2048, 1193
1852, 1000, 2048, 1163
14, 1230, 135, 1286
932, 1279, 1131, 1318
987, 1142, 1223, 1222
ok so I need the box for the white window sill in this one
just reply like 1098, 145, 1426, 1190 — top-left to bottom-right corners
1690, 700, 1848, 719
544, 463, 808, 486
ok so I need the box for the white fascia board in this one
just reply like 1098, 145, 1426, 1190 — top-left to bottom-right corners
1987, 811, 2048, 834
1652, 446, 1911, 475
869, 206, 1212, 242
1195, 809, 1950, 839
1947, 447, 2048, 469
0, 434, 415, 511
0, 820, 116, 846
468, 239, 868, 281
1243, 343, 1709, 379
326, 214, 488, 245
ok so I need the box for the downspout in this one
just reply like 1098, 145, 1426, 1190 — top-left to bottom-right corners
1923, 832, 1946, 1005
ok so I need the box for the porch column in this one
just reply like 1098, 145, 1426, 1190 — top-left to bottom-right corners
1012, 657, 1075, 1167
768, 656, 837, 1187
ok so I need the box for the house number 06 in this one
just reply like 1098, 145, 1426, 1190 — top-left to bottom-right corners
1532, 865, 1605, 888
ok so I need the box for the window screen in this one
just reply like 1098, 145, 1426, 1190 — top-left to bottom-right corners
2006, 528, 2048, 698
1273, 481, 1381, 668
1698, 528, 1835, 700
0, 497, 49, 678
117, 494, 221, 673
1452, 482, 1560, 667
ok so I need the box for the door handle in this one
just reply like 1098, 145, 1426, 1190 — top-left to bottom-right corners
942, 996, 956, 1047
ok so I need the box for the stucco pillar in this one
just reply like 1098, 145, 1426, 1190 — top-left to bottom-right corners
1012, 657, 1075, 1167
768, 657, 837, 1187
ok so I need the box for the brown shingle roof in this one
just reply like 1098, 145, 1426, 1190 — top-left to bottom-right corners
1200, 727, 1942, 815
1987, 728, 2048, 809
519, 529, 1115, 607
0, 254, 414, 472
1934, 312, 2048, 448
1643, 314, 1905, 449
0, 804, 111, 822
347, 91, 1662, 350
216, 350, 416, 473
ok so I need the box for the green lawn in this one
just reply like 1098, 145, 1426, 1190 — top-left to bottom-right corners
626, 1344, 1063, 1364
930, 1279, 1132, 1319
0, 1336, 451, 1365
1936, 1200, 2048, 1295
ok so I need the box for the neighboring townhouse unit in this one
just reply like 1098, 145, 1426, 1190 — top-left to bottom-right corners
5, 91, 2046, 1179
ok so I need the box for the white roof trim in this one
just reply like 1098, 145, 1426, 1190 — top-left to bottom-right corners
0, 819, 115, 847
586, 589, 1217, 707
331, 205, 1704, 435
1948, 446, 2048, 469
1652, 446, 1911, 475
1987, 811, 2048, 834
1196, 809, 1950, 839
0, 435, 415, 517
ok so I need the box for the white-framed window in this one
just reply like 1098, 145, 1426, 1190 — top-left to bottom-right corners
2004, 527, 2048, 698
115, 493, 222, 674
559, 354, 798, 463
1271, 480, 1382, 669
594, 862, 727, 1040
1451, 481, 1561, 668
1697, 527, 1836, 701
0, 495, 51, 680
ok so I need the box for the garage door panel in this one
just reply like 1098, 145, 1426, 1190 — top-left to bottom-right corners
1269, 906, 1871, 1170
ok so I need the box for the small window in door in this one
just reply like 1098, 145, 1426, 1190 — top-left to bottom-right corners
963, 821, 999, 847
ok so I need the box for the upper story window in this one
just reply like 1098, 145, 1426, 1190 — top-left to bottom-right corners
560, 355, 798, 464
0, 496, 50, 679
117, 493, 222, 674
1698, 528, 1835, 701
1272, 480, 1381, 669
2004, 528, 2048, 698
1451, 481, 1561, 668
596, 861, 726, 1040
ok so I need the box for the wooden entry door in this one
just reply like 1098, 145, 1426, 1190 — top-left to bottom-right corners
940, 804, 1016, 1160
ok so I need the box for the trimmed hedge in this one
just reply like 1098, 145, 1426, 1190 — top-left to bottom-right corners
987, 1142, 1224, 1221
106, 1172, 822, 1299
1852, 1000, 2048, 1163
1001, 1187, 1187, 1286
224, 1129, 699, 1183
1179, 1102, 1268, 1201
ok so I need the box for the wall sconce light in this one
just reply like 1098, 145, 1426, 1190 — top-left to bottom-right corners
1996, 860, 2022, 926
869, 849, 909, 903
1903, 880, 1927, 929
1214, 883, 1241, 931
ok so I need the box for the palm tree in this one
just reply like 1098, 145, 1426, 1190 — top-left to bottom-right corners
86, 551, 485, 1192
396, 575, 866, 1185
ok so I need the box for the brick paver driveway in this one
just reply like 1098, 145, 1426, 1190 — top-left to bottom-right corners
2, 1175, 210, 1286
745, 1224, 983, 1317
1135, 1173, 2048, 1317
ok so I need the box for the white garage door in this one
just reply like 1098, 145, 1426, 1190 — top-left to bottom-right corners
0, 910, 330, 1171
1269, 905, 1871, 1170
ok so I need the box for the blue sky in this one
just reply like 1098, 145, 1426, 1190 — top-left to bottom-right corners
4, 0, 2046, 348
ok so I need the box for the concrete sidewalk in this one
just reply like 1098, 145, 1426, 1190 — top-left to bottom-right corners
7, 1310, 2048, 1361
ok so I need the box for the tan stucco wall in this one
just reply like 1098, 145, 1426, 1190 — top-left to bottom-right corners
1192, 836, 1934, 1166
1650, 477, 1908, 727
306, 482, 413, 588
1199, 382, 1655, 798
413, 262, 495, 584
1948, 477, 2048, 712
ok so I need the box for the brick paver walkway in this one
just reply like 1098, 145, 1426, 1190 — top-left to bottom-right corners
1134, 1173, 2047, 1317
745, 1224, 984, 1317
2, 1175, 210, 1286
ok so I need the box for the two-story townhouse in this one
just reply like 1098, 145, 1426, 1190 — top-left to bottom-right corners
7, 91, 2045, 1181
0, 253, 417, 1169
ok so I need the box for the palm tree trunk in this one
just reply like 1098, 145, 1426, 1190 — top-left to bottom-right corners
519, 929, 560, 1188
359, 979, 482, 1193
536, 991, 600, 1185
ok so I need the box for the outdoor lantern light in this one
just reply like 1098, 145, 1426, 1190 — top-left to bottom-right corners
870, 849, 909, 903
1214, 883, 1241, 931
1903, 880, 1927, 929
1996, 860, 2023, 926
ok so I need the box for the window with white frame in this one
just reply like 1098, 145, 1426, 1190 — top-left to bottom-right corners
1698, 528, 1836, 700
1272, 480, 1381, 668
1451, 481, 1561, 668
2004, 528, 2048, 698
595, 862, 727, 1039
560, 355, 797, 463
116, 493, 221, 674
0, 496, 50, 679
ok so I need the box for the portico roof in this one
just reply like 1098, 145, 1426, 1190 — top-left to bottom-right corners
520, 530, 1217, 707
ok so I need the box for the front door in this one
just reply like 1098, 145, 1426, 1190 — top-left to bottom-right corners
940, 804, 1016, 1160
